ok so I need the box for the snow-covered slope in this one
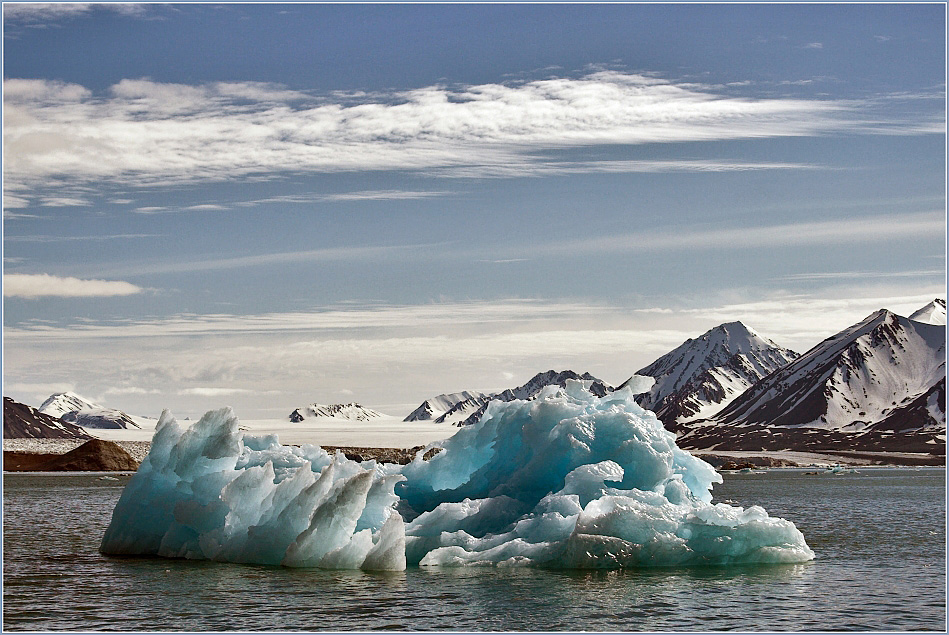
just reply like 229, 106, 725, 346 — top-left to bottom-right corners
676, 308, 946, 453
39, 392, 141, 429
39, 392, 103, 419
714, 310, 944, 430
404, 391, 490, 423
458, 370, 610, 426
634, 322, 798, 428
289, 402, 386, 422
909, 298, 947, 325
61, 408, 141, 430
3, 397, 92, 439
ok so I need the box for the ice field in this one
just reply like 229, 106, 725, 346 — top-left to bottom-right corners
100, 380, 814, 569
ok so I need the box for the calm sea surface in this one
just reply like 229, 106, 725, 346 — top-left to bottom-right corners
3, 468, 946, 632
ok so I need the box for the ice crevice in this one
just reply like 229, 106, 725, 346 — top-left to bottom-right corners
100, 380, 814, 569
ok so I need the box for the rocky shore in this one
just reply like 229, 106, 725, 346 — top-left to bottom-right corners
3, 439, 442, 470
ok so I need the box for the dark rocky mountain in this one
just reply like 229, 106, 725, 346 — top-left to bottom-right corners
404, 391, 491, 423
39, 392, 140, 429
676, 307, 946, 456
457, 370, 610, 427
3, 397, 91, 439
634, 321, 798, 429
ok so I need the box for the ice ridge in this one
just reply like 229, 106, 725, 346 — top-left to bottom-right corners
100, 381, 814, 569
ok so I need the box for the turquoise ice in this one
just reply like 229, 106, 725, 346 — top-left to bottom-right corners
100, 380, 814, 569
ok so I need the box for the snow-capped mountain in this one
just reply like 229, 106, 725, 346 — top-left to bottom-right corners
457, 370, 610, 426
3, 397, 92, 439
910, 298, 947, 325
634, 322, 798, 428
61, 408, 141, 430
39, 392, 141, 429
404, 391, 491, 423
39, 392, 102, 419
289, 402, 386, 422
677, 306, 946, 453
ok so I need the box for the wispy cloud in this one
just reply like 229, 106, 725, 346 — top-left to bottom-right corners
3, 273, 144, 298
6, 233, 159, 243
3, 3, 152, 23
428, 159, 819, 179
512, 211, 944, 257
104, 241, 446, 276
775, 269, 945, 282
178, 387, 256, 397
4, 299, 613, 340
7, 71, 920, 206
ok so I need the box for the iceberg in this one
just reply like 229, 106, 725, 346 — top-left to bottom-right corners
100, 381, 814, 569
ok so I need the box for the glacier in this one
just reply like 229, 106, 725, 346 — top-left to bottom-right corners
100, 380, 814, 569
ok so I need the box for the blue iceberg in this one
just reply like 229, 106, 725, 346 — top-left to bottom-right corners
100, 380, 814, 569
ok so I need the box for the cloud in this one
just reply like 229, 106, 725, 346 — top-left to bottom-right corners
5, 288, 943, 417
775, 269, 945, 282
6, 71, 911, 206
3, 3, 150, 23
104, 241, 446, 276
177, 387, 256, 397
512, 211, 944, 257
39, 197, 92, 207
3, 273, 144, 298
4, 299, 614, 340
5, 233, 159, 243
427, 159, 819, 179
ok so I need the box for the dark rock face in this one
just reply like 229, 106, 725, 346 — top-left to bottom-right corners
34, 439, 139, 471
458, 370, 609, 426
3, 397, 91, 439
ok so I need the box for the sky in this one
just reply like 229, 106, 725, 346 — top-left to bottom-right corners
2, 2, 946, 419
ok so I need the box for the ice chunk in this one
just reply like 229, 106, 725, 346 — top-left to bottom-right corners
101, 382, 814, 569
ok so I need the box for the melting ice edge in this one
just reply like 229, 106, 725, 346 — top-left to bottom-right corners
100, 380, 814, 569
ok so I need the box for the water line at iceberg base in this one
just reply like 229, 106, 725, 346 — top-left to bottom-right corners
99, 380, 815, 570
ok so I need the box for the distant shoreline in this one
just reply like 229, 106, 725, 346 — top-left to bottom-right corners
3, 438, 943, 471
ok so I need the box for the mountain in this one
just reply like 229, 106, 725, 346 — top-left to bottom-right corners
3, 397, 92, 439
677, 308, 946, 454
61, 408, 141, 430
289, 402, 386, 422
404, 391, 491, 423
909, 298, 947, 325
39, 392, 102, 418
634, 322, 798, 429
39, 392, 140, 429
456, 370, 610, 426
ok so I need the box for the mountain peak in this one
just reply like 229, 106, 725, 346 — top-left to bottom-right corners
909, 299, 947, 326
39, 392, 103, 419
289, 402, 385, 422
636, 322, 798, 416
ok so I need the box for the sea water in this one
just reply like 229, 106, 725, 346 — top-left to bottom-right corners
3, 468, 945, 631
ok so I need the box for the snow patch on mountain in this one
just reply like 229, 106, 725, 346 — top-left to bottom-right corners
39, 392, 141, 429
39, 392, 102, 419
909, 298, 947, 326
404, 391, 490, 423
289, 403, 386, 422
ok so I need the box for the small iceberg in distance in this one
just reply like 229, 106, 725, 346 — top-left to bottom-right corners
100, 380, 814, 569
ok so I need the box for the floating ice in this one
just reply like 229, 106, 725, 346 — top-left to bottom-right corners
100, 381, 814, 569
